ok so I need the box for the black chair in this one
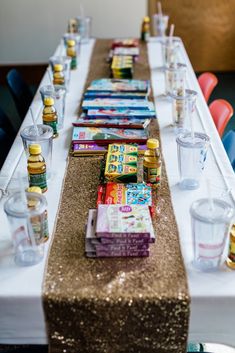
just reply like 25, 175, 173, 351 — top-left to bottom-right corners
0, 106, 17, 138
0, 127, 14, 168
6, 69, 33, 121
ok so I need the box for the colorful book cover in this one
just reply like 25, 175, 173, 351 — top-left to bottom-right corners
96, 204, 155, 239
86, 78, 149, 93
82, 98, 151, 111
71, 143, 147, 156
73, 118, 150, 129
104, 182, 152, 206
85, 210, 154, 246
85, 209, 151, 257
72, 126, 148, 145
87, 107, 156, 118
71, 143, 107, 155
111, 38, 139, 49
113, 47, 140, 56
84, 92, 147, 100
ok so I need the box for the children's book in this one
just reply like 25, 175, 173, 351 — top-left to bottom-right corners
71, 143, 147, 156
84, 92, 147, 100
73, 118, 150, 129
96, 204, 155, 239
72, 126, 148, 145
82, 98, 151, 111
85, 209, 150, 257
86, 79, 149, 93
111, 38, 139, 49
87, 107, 156, 118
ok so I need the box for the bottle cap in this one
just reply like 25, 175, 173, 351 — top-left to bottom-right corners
67, 39, 76, 47
27, 186, 42, 194
29, 144, 41, 155
44, 97, 54, 106
54, 63, 63, 72
144, 16, 150, 22
147, 138, 159, 149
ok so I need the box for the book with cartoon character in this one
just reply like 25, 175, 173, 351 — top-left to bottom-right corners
96, 204, 155, 239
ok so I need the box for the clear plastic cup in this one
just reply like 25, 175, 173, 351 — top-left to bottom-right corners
171, 89, 197, 133
4, 191, 47, 266
176, 132, 210, 190
63, 33, 81, 68
152, 14, 169, 37
190, 198, 234, 271
76, 16, 92, 43
20, 124, 53, 179
161, 38, 180, 67
39, 85, 66, 130
49, 56, 72, 91
165, 63, 187, 96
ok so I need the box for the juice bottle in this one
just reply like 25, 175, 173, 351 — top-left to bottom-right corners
141, 16, 150, 42
226, 224, 235, 269
143, 138, 161, 189
53, 63, 65, 86
27, 144, 47, 193
42, 97, 58, 138
66, 39, 77, 69
27, 186, 49, 243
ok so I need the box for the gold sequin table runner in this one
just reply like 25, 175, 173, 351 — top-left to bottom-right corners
43, 40, 190, 353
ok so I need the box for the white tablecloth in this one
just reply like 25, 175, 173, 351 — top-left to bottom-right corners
0, 37, 235, 347
0, 39, 95, 344
148, 38, 235, 347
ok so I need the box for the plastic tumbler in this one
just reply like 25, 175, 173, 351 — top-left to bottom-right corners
49, 56, 72, 91
152, 14, 169, 37
20, 124, 53, 178
63, 33, 81, 68
39, 85, 66, 130
190, 198, 234, 271
176, 132, 210, 190
4, 191, 47, 266
161, 38, 180, 67
76, 16, 92, 43
165, 63, 187, 96
171, 89, 197, 133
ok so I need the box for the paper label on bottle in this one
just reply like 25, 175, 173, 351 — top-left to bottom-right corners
29, 172, 47, 191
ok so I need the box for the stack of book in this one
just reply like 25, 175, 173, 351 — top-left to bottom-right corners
109, 39, 140, 78
71, 78, 156, 156
85, 204, 155, 258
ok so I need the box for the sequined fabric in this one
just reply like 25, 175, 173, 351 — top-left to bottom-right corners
43, 40, 190, 353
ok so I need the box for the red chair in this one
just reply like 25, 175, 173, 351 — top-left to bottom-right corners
209, 99, 234, 137
198, 72, 218, 102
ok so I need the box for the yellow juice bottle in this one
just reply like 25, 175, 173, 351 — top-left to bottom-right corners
27, 144, 47, 193
53, 63, 65, 86
42, 97, 58, 138
226, 224, 235, 269
66, 39, 77, 69
143, 138, 161, 190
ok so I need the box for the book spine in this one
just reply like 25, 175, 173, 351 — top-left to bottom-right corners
95, 244, 149, 251
99, 237, 154, 245
95, 250, 149, 257
96, 232, 150, 239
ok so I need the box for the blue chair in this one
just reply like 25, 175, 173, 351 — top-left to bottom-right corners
0, 127, 14, 168
222, 130, 235, 170
6, 69, 33, 121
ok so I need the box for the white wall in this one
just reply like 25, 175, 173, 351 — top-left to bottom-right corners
0, 0, 146, 64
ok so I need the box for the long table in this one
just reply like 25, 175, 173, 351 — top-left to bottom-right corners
0, 37, 235, 347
